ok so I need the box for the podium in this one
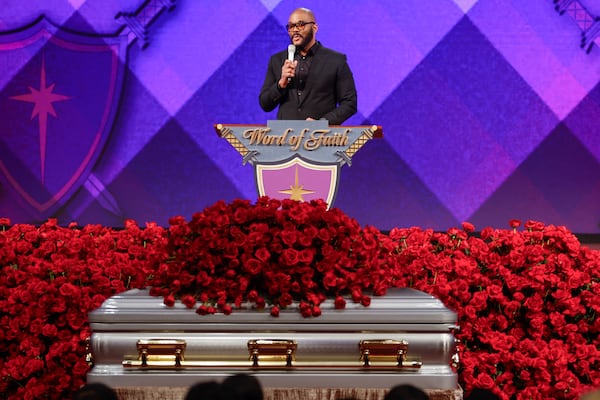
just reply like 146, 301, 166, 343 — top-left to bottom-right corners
215, 120, 382, 207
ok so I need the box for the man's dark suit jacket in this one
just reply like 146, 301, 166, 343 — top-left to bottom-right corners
259, 43, 357, 125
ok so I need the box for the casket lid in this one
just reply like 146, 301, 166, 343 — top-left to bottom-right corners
88, 288, 457, 329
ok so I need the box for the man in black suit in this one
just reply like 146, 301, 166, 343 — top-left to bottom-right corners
259, 8, 357, 125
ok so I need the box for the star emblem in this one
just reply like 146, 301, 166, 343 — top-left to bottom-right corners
10, 54, 71, 183
279, 166, 314, 201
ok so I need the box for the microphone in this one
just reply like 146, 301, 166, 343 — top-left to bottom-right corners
287, 44, 295, 82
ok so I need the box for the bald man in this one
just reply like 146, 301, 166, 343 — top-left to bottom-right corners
259, 8, 357, 125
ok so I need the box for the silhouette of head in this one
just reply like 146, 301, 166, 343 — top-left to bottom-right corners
384, 384, 429, 400
221, 374, 263, 400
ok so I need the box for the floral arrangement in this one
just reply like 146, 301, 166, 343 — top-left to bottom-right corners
0, 218, 167, 399
147, 197, 393, 317
383, 220, 600, 399
1, 198, 600, 400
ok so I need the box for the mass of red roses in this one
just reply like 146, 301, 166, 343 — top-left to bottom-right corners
1, 197, 599, 399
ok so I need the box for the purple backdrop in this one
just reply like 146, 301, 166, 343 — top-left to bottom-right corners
1, 0, 599, 234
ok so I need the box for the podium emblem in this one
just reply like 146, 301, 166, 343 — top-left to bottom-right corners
256, 156, 339, 205
215, 120, 381, 208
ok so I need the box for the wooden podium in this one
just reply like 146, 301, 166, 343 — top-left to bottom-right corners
215, 120, 382, 207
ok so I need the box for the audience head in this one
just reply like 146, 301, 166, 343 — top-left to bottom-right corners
221, 374, 263, 400
465, 388, 501, 400
72, 383, 119, 400
185, 381, 223, 400
384, 384, 429, 400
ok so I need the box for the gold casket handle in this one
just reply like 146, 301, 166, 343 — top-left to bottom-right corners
134, 339, 186, 368
247, 339, 297, 368
359, 339, 422, 368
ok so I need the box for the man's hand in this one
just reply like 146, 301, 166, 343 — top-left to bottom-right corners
278, 60, 297, 89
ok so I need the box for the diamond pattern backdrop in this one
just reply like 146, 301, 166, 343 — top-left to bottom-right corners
1, 0, 599, 233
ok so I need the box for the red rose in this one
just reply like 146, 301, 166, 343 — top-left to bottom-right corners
334, 296, 346, 309
281, 230, 297, 246
360, 295, 371, 307
23, 358, 45, 377
242, 258, 262, 275
196, 305, 209, 315
233, 207, 249, 224
348, 289, 361, 303
305, 293, 321, 306
290, 281, 301, 292
50, 297, 67, 313
91, 274, 111, 291
549, 312, 566, 328
300, 306, 312, 318
301, 225, 318, 242
464, 305, 478, 320
182, 295, 196, 308
361, 231, 378, 250
462, 222, 475, 233
270, 306, 280, 317
279, 292, 293, 307
16, 240, 32, 253
42, 324, 58, 338
494, 315, 508, 331
470, 291, 488, 311
72, 359, 90, 377
317, 228, 331, 241
254, 247, 270, 263
474, 372, 495, 389
524, 293, 544, 313
280, 248, 299, 266
524, 220, 544, 231
24, 230, 39, 242
222, 304, 233, 315
248, 290, 258, 302
486, 284, 504, 301
298, 248, 315, 264
164, 295, 176, 307
66, 309, 85, 330
255, 297, 266, 309
529, 314, 546, 331
509, 219, 521, 228
323, 271, 337, 289
479, 226, 494, 240
224, 243, 239, 258
488, 332, 515, 353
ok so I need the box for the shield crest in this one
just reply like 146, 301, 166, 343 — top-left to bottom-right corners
0, 17, 126, 218
256, 156, 339, 207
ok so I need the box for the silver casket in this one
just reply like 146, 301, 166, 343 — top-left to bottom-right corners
87, 288, 459, 390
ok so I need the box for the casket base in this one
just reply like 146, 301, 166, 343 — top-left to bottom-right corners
88, 366, 456, 388
114, 386, 463, 400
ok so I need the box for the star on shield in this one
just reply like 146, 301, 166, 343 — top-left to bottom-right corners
10, 54, 71, 184
278, 166, 315, 201
0, 17, 127, 218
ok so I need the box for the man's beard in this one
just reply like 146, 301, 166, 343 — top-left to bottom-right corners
292, 29, 314, 51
